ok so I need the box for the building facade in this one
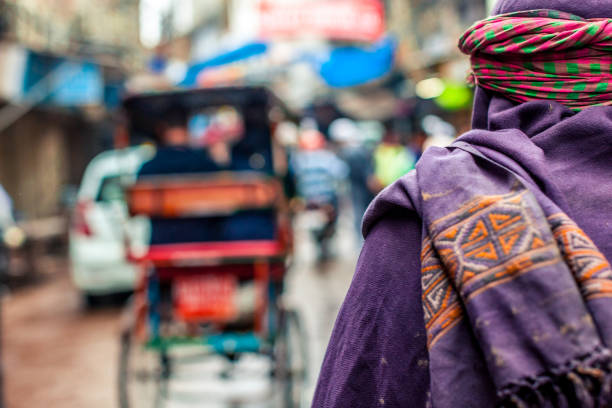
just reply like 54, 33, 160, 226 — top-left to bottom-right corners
0, 0, 143, 218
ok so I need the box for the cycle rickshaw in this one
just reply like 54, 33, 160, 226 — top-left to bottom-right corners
117, 87, 307, 407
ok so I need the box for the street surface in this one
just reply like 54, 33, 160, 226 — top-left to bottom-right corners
3, 210, 358, 407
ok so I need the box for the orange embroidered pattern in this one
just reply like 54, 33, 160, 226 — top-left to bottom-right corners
422, 191, 612, 348
421, 236, 462, 347
549, 214, 612, 300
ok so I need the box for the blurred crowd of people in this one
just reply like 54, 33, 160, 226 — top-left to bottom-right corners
278, 111, 458, 257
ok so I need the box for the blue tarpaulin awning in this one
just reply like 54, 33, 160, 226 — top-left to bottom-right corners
319, 37, 395, 88
179, 42, 268, 87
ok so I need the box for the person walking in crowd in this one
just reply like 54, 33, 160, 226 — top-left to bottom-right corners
371, 120, 416, 191
291, 128, 347, 261
329, 118, 376, 242
314, 0, 612, 406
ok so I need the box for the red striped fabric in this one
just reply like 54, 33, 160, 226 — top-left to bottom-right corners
459, 9, 612, 110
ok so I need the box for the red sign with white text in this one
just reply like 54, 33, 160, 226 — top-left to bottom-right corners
259, 0, 385, 43
174, 274, 237, 321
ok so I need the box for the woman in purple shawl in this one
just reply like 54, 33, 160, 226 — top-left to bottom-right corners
313, 0, 612, 407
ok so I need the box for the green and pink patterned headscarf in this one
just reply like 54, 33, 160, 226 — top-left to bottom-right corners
459, 9, 612, 110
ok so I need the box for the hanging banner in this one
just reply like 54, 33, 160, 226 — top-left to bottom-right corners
180, 42, 268, 87
259, 0, 384, 43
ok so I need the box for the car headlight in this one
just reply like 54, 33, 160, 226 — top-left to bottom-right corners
3, 226, 26, 249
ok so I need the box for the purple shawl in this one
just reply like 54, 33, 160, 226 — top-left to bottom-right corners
420, 2, 612, 401
417, 136, 612, 407
312, 1, 612, 407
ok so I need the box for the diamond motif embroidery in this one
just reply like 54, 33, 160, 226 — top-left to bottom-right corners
422, 191, 553, 347
422, 192, 612, 348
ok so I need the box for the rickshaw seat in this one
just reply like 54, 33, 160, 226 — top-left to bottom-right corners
127, 172, 283, 217
125, 173, 289, 258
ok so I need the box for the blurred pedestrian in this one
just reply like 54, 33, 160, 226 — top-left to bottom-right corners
408, 126, 428, 161
420, 114, 456, 150
138, 109, 220, 176
138, 109, 274, 245
371, 120, 416, 191
291, 129, 347, 261
314, 1, 612, 406
329, 118, 375, 242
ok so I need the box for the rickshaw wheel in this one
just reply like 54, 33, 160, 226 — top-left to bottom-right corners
275, 308, 308, 408
118, 298, 167, 408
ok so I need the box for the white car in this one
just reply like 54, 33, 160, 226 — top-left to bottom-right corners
69, 145, 153, 301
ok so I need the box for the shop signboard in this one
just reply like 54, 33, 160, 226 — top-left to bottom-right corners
258, 0, 385, 43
